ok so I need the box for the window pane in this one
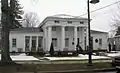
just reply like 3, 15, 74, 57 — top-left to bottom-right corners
99, 38, 102, 45
25, 36, 30, 48
52, 38, 57, 47
52, 26, 56, 31
65, 38, 69, 47
38, 36, 43, 47
12, 38, 16, 47
32, 36, 36, 48
77, 27, 79, 31
65, 27, 68, 31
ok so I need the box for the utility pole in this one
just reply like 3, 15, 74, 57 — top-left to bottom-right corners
87, 0, 99, 65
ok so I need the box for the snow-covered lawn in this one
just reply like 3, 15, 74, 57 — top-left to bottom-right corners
0, 51, 119, 61
105, 51, 120, 57
43, 54, 110, 61
0, 53, 39, 61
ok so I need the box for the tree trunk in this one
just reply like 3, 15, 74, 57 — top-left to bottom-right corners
1, 0, 13, 64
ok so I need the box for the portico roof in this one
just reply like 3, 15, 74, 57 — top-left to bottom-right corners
39, 14, 88, 27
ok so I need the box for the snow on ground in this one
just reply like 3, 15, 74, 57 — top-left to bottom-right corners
0, 53, 39, 61
44, 54, 110, 61
0, 51, 120, 61
106, 51, 120, 57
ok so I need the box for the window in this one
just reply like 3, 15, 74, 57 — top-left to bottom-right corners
77, 38, 79, 44
77, 27, 79, 31
12, 38, 16, 47
38, 36, 43, 47
18, 48, 23, 52
99, 38, 102, 45
54, 20, 59, 23
65, 27, 68, 31
52, 26, 56, 31
80, 21, 84, 24
25, 36, 30, 48
32, 36, 36, 48
68, 21, 72, 24
52, 38, 57, 47
65, 38, 69, 47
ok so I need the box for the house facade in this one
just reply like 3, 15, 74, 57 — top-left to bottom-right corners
9, 14, 108, 52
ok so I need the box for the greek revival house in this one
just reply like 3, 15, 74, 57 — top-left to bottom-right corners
9, 14, 108, 52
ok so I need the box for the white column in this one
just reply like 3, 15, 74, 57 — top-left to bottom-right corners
86, 27, 89, 46
44, 28, 47, 51
86, 27, 89, 50
61, 26, 65, 51
82, 28, 85, 50
48, 26, 52, 51
29, 36, 31, 51
74, 26, 77, 50
36, 36, 38, 51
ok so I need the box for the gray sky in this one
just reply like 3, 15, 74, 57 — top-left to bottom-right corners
19, 0, 119, 32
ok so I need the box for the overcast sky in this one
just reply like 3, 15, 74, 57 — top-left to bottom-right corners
19, 0, 119, 32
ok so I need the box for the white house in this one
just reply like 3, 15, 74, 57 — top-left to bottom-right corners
9, 14, 108, 52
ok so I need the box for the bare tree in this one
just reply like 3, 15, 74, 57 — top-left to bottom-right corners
23, 12, 40, 27
111, 1, 120, 37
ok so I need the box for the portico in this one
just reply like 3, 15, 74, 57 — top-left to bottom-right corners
44, 25, 88, 52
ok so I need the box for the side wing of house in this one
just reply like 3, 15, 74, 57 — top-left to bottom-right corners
9, 28, 43, 52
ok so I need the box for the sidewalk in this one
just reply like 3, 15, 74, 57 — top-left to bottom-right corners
38, 68, 116, 73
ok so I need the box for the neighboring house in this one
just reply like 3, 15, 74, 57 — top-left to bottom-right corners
113, 27, 120, 51
91, 30, 108, 51
9, 14, 108, 52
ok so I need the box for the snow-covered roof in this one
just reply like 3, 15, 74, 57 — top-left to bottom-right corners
39, 14, 88, 27
10, 27, 43, 33
50, 14, 87, 19
91, 30, 108, 34
51, 14, 77, 18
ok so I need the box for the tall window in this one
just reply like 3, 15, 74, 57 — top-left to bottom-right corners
32, 36, 36, 48
52, 26, 56, 31
77, 27, 79, 31
65, 38, 69, 47
25, 36, 30, 48
65, 27, 68, 31
38, 36, 43, 48
99, 38, 102, 45
12, 38, 16, 47
52, 38, 57, 47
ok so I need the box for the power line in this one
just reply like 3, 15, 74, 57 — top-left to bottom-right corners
80, 1, 120, 16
